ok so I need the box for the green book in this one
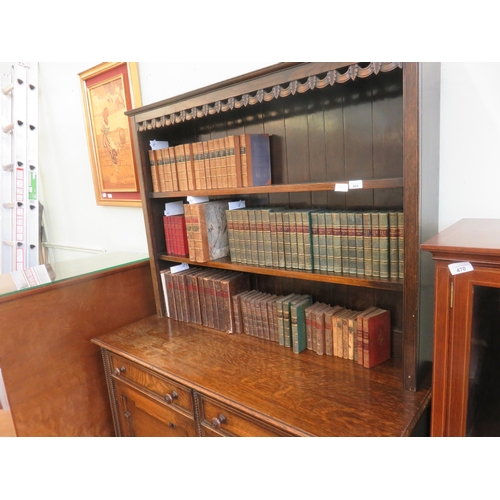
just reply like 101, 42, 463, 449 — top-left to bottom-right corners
275, 210, 286, 268
311, 211, 321, 271
332, 211, 342, 274
291, 295, 313, 354
346, 211, 357, 275
248, 208, 259, 266
362, 212, 373, 277
389, 211, 399, 279
355, 211, 364, 276
397, 210, 404, 280
301, 209, 315, 271
340, 211, 349, 274
282, 210, 293, 270
289, 210, 300, 270
317, 211, 327, 272
379, 211, 389, 279
324, 210, 334, 272
284, 294, 306, 348
371, 212, 380, 278
239, 208, 250, 265
277, 293, 297, 346
254, 208, 265, 266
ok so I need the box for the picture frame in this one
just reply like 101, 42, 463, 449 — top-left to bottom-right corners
79, 62, 142, 207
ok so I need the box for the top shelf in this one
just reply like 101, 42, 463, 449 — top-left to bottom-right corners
150, 178, 404, 199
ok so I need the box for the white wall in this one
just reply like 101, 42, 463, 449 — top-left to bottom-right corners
3, 62, 500, 262
438, 62, 500, 231
36, 62, 274, 262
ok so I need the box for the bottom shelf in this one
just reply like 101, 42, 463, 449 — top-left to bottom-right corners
93, 315, 431, 437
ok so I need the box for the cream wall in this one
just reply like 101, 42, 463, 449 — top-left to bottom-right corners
3, 62, 500, 262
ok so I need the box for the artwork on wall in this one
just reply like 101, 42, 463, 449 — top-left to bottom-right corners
79, 62, 142, 207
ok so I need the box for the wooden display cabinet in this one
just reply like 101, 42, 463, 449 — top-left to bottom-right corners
422, 218, 500, 436
93, 62, 440, 436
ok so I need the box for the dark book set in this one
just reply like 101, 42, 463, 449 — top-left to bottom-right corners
160, 265, 391, 368
226, 207, 404, 279
148, 133, 272, 192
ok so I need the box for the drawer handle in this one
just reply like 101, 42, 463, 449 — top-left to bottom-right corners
211, 414, 227, 429
164, 391, 178, 404
113, 366, 126, 376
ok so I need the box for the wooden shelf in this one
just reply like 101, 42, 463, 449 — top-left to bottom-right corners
150, 178, 404, 199
159, 254, 404, 291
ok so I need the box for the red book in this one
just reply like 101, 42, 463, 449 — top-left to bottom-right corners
362, 308, 391, 368
163, 215, 189, 257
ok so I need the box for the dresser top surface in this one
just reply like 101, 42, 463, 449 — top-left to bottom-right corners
93, 315, 430, 437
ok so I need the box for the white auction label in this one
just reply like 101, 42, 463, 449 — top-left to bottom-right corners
348, 180, 363, 189
448, 262, 474, 275
171, 263, 189, 274
334, 183, 349, 192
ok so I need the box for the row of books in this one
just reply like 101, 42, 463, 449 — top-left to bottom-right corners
232, 290, 390, 368
160, 267, 251, 333
226, 207, 404, 279
159, 264, 391, 368
148, 133, 272, 193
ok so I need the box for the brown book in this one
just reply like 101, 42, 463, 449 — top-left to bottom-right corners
166, 146, 179, 191
184, 142, 196, 191
231, 290, 247, 334
187, 200, 230, 263
213, 271, 234, 331
196, 269, 218, 327
239, 133, 272, 187
313, 303, 331, 355
174, 144, 188, 191
342, 310, 359, 359
218, 137, 228, 188
324, 305, 344, 356
148, 149, 160, 192
334, 308, 352, 358
185, 268, 206, 325
270, 295, 284, 343
193, 141, 207, 190
240, 290, 260, 335
305, 302, 322, 350
154, 149, 166, 192
356, 306, 378, 365
362, 308, 391, 368
219, 272, 251, 333
202, 270, 227, 329
182, 203, 197, 261
244, 290, 263, 337
160, 269, 176, 320
225, 135, 242, 188
160, 147, 173, 192
347, 311, 360, 360
202, 140, 212, 190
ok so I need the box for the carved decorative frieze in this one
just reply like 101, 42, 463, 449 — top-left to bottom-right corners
137, 62, 402, 132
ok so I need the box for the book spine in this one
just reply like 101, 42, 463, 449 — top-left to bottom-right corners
389, 211, 399, 279
282, 211, 292, 270
239, 134, 248, 187
240, 209, 250, 265
346, 212, 356, 275
255, 209, 265, 266
325, 211, 334, 272
291, 297, 312, 354
225, 209, 236, 262
261, 209, 273, 267
332, 211, 342, 274
324, 307, 334, 356
398, 210, 404, 280
371, 212, 380, 278
303, 210, 313, 271
340, 212, 349, 274
155, 150, 165, 192
245, 134, 271, 187
290, 211, 300, 270
313, 305, 326, 355
248, 208, 258, 266
269, 211, 278, 267
164, 147, 173, 192
275, 210, 285, 268
362, 212, 373, 277
317, 212, 327, 272
184, 143, 196, 191
379, 212, 389, 279
355, 212, 364, 276
148, 150, 160, 193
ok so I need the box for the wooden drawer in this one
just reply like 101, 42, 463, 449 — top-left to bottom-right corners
109, 353, 194, 417
114, 379, 199, 437
198, 395, 291, 437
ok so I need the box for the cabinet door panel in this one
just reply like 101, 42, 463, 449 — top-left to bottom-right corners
114, 379, 199, 437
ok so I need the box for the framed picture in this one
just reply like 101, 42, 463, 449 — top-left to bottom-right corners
79, 62, 142, 206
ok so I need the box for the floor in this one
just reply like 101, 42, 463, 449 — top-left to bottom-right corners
0, 410, 16, 437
